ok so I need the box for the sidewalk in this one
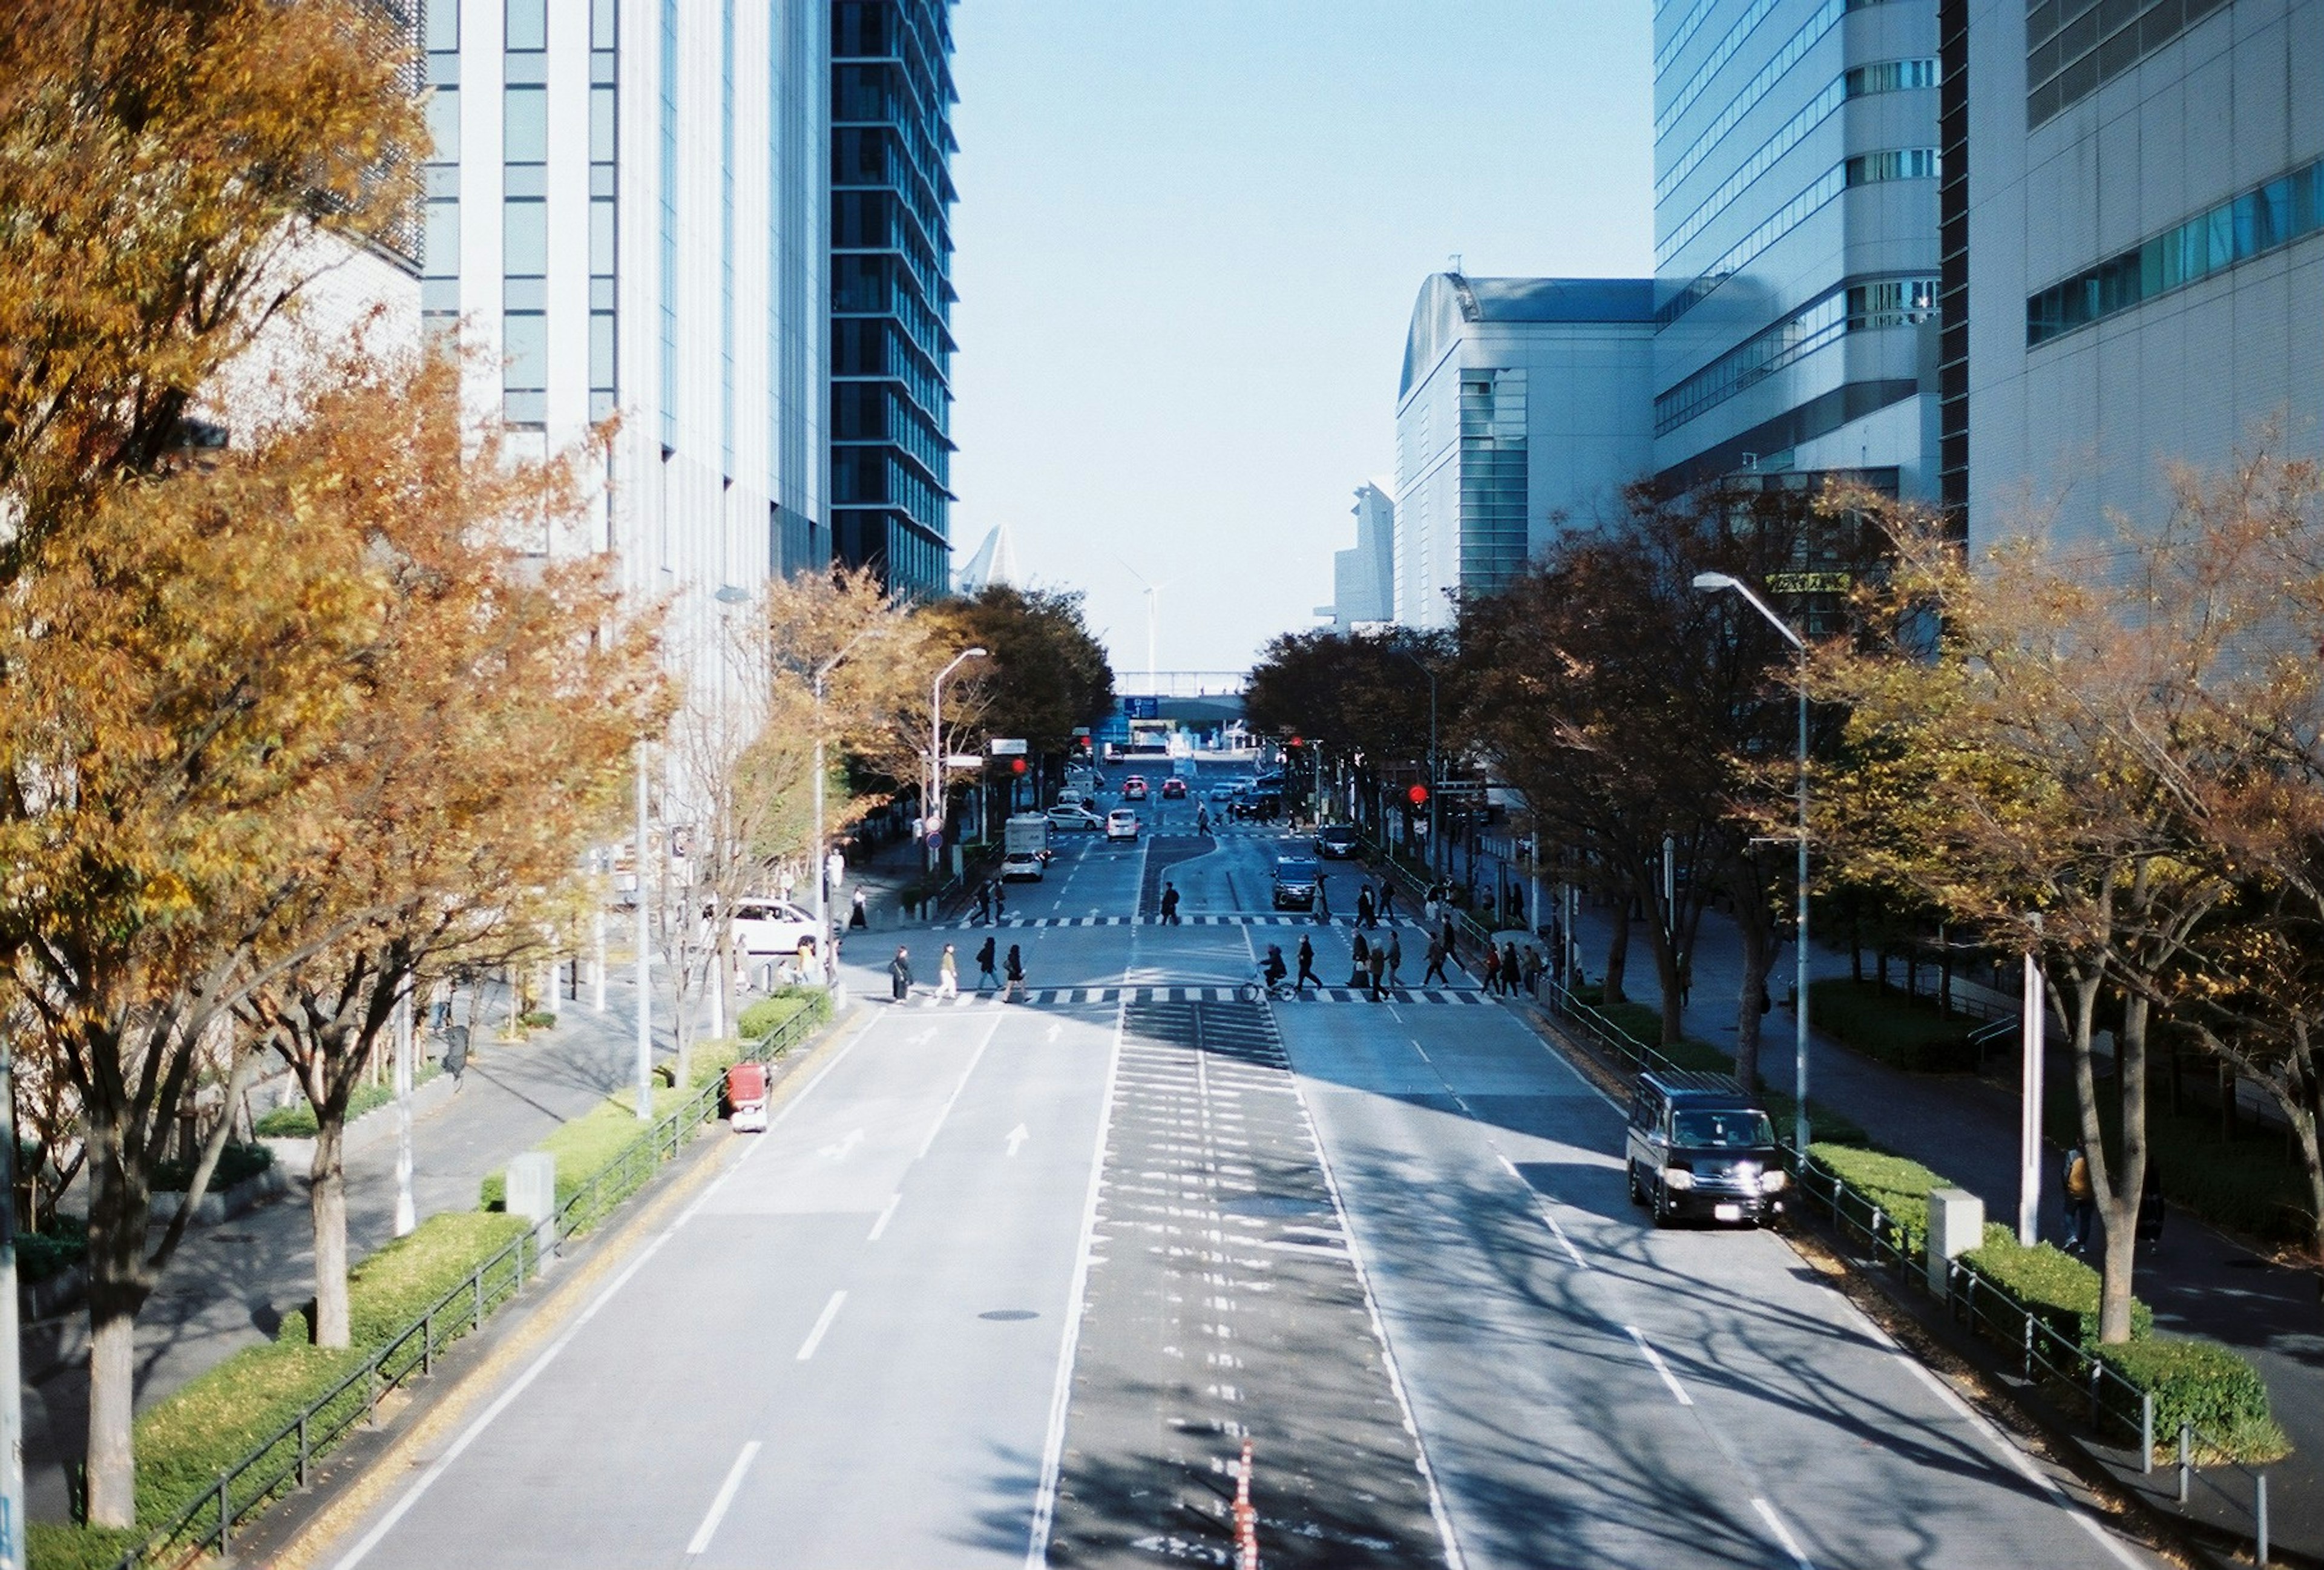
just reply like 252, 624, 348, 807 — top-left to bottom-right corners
21, 968, 688, 1523
1561, 890, 2324, 1560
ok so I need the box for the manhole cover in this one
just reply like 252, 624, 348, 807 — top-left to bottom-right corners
1219, 1194, 1331, 1218
980, 1309, 1039, 1321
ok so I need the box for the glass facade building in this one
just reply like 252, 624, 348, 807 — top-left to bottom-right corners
1392, 275, 1656, 630
829, 0, 957, 597
1651, 0, 1942, 495
419, 0, 830, 641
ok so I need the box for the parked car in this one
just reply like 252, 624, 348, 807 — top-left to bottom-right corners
1056, 787, 1088, 809
1624, 1070, 1786, 1227
1160, 777, 1187, 800
1315, 823, 1361, 859
1271, 855, 1319, 910
1106, 809, 1141, 842
1046, 804, 1104, 830
1207, 783, 1236, 803
1122, 776, 1150, 801
1001, 850, 1046, 882
730, 898, 820, 959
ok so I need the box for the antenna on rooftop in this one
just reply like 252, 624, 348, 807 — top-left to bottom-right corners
1447, 252, 1463, 274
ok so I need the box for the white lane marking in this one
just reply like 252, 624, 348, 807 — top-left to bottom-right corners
1751, 1497, 1816, 1570
1626, 1325, 1693, 1406
1535, 1199, 1590, 1269
1495, 1151, 1519, 1178
817, 1128, 864, 1160
866, 1192, 901, 1242
1006, 1122, 1031, 1157
916, 1010, 1006, 1160
1851, 1307, 2148, 1570
330, 1019, 872, 1570
1025, 856, 1139, 1569
795, 1290, 847, 1361
686, 1441, 762, 1555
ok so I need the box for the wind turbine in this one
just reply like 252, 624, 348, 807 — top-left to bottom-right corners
1118, 557, 1171, 701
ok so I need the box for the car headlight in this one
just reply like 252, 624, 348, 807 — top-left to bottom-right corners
1663, 1168, 1694, 1191
1758, 1168, 1787, 1194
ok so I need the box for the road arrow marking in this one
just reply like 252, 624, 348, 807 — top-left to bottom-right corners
1046, 1023, 1062, 1043
818, 1128, 864, 1160
1006, 1123, 1031, 1157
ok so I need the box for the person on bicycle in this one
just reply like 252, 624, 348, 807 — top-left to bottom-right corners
1262, 944, 1287, 990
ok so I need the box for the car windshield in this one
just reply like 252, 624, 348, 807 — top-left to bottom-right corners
1672, 1109, 1774, 1148
1276, 860, 1317, 879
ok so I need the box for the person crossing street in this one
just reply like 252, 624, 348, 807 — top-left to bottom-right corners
1295, 933, 1320, 994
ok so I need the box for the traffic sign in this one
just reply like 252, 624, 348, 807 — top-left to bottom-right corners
945, 754, 984, 768
1124, 697, 1159, 720
990, 738, 1028, 756
926, 830, 944, 850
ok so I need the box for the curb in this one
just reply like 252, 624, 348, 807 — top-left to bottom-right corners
239, 1004, 866, 1570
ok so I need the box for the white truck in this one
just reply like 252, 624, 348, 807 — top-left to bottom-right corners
1002, 812, 1050, 881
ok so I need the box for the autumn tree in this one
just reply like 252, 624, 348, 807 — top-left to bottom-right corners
925, 584, 1115, 833
233, 347, 665, 1350
1814, 492, 2267, 1343
0, 0, 422, 576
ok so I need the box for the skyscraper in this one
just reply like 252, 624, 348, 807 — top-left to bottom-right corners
829, 0, 958, 597
1650, 0, 1943, 497
419, 0, 831, 612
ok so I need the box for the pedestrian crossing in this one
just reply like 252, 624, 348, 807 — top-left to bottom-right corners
890, 984, 1492, 1008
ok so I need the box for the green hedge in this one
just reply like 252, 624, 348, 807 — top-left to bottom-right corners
2047, 1084, 2314, 1246
151, 1141, 272, 1194
1808, 979, 1981, 1073
1960, 1234, 2153, 1345
737, 988, 826, 1042
19, 1218, 87, 1286
343, 1212, 532, 1348
254, 1063, 445, 1138
2093, 1337, 2289, 1463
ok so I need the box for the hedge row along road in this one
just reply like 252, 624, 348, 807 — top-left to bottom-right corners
303, 758, 2168, 1570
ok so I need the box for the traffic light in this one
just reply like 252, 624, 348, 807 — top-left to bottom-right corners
1010, 757, 1028, 775
1407, 784, 1430, 807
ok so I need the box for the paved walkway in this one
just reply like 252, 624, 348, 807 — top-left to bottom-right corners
1554, 887, 2324, 1559
22, 969, 692, 1523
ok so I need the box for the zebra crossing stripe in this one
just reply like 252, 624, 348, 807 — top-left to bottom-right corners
890, 985, 1486, 1008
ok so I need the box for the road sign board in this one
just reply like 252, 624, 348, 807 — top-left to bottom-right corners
989, 738, 1028, 756
946, 754, 984, 768
1124, 697, 1159, 720
926, 830, 944, 850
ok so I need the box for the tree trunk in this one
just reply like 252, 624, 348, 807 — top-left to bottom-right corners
1735, 905, 1772, 1094
81, 1102, 151, 1529
1603, 896, 1631, 1003
310, 1116, 350, 1348
2096, 990, 2152, 1345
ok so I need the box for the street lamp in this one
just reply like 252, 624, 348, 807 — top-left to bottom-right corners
928, 648, 989, 873
1393, 648, 1441, 878
811, 628, 875, 1002
1693, 570, 1812, 1155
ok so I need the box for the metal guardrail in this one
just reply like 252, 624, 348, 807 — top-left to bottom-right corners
99, 1000, 829, 1570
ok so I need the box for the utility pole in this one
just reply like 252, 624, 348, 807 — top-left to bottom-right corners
633, 743, 654, 1122
0, 1017, 24, 1570
393, 988, 416, 1237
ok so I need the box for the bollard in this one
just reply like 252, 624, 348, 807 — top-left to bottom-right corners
2257, 1473, 2269, 1566
218, 1472, 231, 1553
2140, 1392, 2153, 1476
2023, 1313, 2035, 1379
2179, 1424, 2191, 1505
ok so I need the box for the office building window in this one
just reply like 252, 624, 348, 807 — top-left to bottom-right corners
503, 198, 547, 276
2026, 0, 2231, 127
504, 86, 547, 162
1846, 148, 1940, 185
505, 0, 546, 51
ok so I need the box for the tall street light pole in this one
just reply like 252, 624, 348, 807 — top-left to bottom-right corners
809, 627, 873, 1002
1393, 649, 1440, 878
928, 648, 988, 874
1693, 571, 1811, 1155
633, 740, 654, 1121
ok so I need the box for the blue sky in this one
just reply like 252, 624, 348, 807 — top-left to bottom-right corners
947, 1, 1653, 678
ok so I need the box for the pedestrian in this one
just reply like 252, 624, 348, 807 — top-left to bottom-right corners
1387, 930, 1404, 987
974, 884, 993, 925
1316, 875, 1331, 924
1440, 913, 1457, 967
1004, 943, 1026, 1002
1347, 931, 1370, 987
825, 847, 846, 904
2063, 1143, 2096, 1253
442, 1023, 471, 1092
1422, 934, 1449, 985
1356, 885, 1376, 929
1379, 881, 1397, 923
937, 943, 959, 1000
888, 945, 914, 1002
2136, 1157, 2166, 1244
1161, 882, 1181, 925
1502, 943, 1522, 997
1367, 942, 1387, 1000
428, 977, 452, 1031
1482, 944, 1503, 996
850, 887, 869, 930
975, 936, 999, 991
1521, 947, 1543, 995
1295, 934, 1320, 994
1676, 954, 1692, 1008
994, 879, 1008, 918
1196, 805, 1210, 833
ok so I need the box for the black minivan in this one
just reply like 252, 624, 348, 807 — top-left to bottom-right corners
1624, 1070, 1787, 1227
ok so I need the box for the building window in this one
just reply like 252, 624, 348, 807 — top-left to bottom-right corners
504, 198, 547, 276
505, 0, 546, 51
1845, 148, 1940, 185
504, 86, 547, 162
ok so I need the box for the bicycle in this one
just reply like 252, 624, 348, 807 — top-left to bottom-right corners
1237, 968, 1298, 1003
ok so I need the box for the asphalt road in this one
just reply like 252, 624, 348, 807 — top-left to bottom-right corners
313, 755, 2165, 1570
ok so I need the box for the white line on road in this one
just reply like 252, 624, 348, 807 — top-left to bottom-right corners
1626, 1325, 1693, 1406
329, 1017, 873, 1570
916, 1011, 1006, 1159
1006, 1122, 1031, 1157
1751, 1497, 1816, 1570
795, 1290, 847, 1361
866, 1192, 901, 1242
686, 1441, 762, 1554
1535, 1199, 1590, 1269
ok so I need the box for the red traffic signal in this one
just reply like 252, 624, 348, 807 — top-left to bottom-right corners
1407, 784, 1430, 807
1010, 757, 1028, 775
